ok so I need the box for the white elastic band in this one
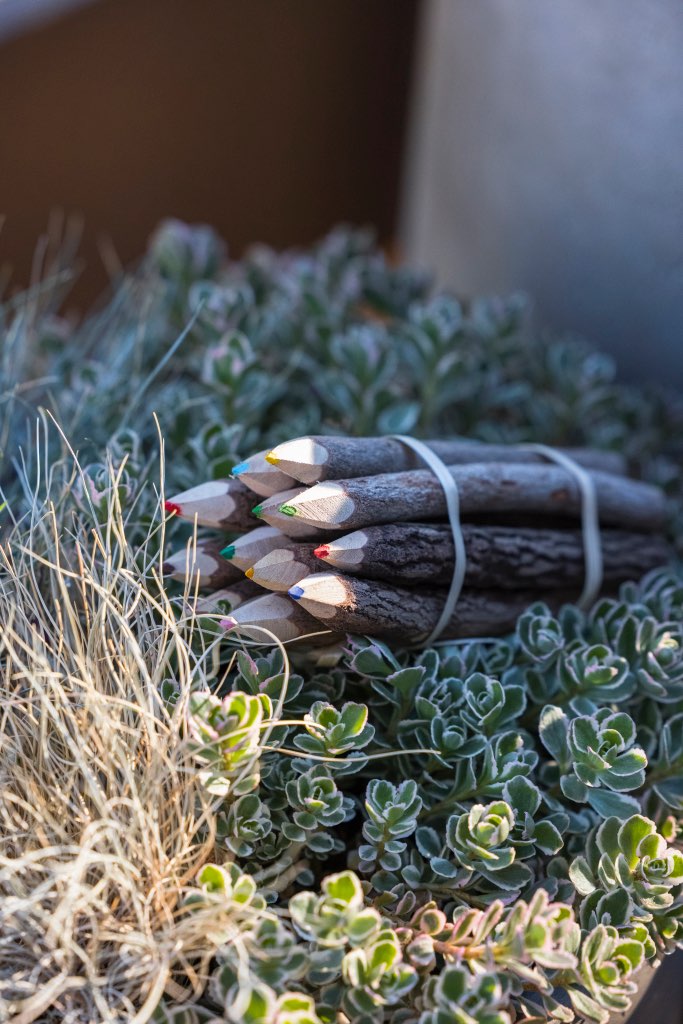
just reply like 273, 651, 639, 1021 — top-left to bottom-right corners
515, 443, 603, 611
390, 436, 605, 647
391, 435, 467, 645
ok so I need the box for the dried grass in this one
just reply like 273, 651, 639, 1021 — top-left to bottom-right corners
0, 433, 240, 1023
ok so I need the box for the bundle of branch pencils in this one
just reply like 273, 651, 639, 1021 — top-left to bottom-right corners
164, 435, 671, 645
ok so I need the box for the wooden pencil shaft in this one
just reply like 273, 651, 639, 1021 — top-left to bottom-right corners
194, 579, 261, 613
320, 523, 671, 588
292, 572, 571, 643
224, 526, 297, 571
164, 538, 244, 587
255, 488, 337, 539
167, 478, 258, 531
285, 463, 665, 533
248, 545, 322, 592
226, 594, 339, 644
232, 449, 298, 497
269, 435, 627, 483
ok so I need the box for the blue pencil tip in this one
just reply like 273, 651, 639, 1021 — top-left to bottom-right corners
232, 461, 249, 476
289, 585, 304, 600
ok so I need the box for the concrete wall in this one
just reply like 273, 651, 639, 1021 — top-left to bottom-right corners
402, 0, 683, 385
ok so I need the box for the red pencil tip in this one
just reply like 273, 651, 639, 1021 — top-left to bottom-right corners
313, 545, 330, 560
164, 501, 182, 516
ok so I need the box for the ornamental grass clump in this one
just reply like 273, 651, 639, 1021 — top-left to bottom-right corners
1, 219, 683, 1022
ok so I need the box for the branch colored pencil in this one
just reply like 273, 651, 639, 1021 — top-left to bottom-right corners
277, 464, 665, 533
163, 538, 244, 588
220, 525, 296, 571
253, 488, 334, 539
289, 572, 569, 642
265, 435, 627, 484
246, 544, 322, 593
231, 449, 298, 497
194, 579, 261, 614
314, 523, 672, 588
222, 593, 339, 644
165, 479, 257, 531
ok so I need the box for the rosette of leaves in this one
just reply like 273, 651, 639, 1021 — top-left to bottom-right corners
294, 701, 374, 772
539, 705, 647, 817
396, 673, 486, 765
458, 673, 527, 735
217, 793, 272, 857
555, 642, 634, 704
567, 924, 645, 1022
187, 690, 271, 796
281, 765, 354, 854
438, 801, 533, 896
517, 602, 568, 665
586, 600, 683, 704
570, 815, 683, 917
419, 965, 512, 1024
341, 927, 417, 1022
357, 779, 422, 880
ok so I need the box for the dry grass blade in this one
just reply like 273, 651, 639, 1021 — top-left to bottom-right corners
0, 452, 248, 1023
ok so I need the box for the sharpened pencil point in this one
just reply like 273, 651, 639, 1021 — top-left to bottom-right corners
252, 504, 264, 517
164, 501, 181, 516
280, 504, 298, 517
231, 461, 249, 476
313, 545, 329, 559
221, 544, 235, 560
245, 567, 255, 579
289, 585, 304, 600
264, 451, 279, 466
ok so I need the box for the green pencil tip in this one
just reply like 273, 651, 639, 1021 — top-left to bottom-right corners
279, 504, 298, 517
220, 544, 235, 560
252, 504, 264, 517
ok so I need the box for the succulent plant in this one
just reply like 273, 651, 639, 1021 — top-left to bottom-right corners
5, 220, 683, 1023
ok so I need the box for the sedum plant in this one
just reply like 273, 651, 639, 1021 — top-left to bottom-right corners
3, 219, 683, 1023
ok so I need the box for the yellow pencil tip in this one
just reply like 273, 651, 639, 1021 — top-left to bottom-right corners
264, 451, 280, 466
245, 567, 255, 579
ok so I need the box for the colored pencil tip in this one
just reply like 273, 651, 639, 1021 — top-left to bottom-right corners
279, 504, 298, 517
252, 504, 264, 517
231, 461, 249, 476
313, 545, 330, 559
264, 451, 279, 466
289, 585, 304, 600
164, 501, 181, 516
220, 544, 236, 560
245, 567, 255, 579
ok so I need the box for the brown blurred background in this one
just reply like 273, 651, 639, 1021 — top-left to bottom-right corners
0, 0, 419, 305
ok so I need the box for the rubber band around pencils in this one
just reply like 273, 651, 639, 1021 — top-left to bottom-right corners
390, 435, 605, 646
391, 435, 468, 645
515, 443, 603, 611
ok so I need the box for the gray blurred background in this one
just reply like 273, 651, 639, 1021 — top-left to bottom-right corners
1, 0, 681, 387
402, 0, 683, 385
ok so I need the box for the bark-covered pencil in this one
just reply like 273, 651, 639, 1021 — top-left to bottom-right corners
222, 593, 339, 644
265, 435, 627, 484
277, 464, 665, 533
314, 523, 672, 588
163, 538, 245, 587
252, 488, 333, 539
246, 544, 323, 593
194, 579, 262, 614
288, 572, 568, 642
220, 526, 296, 571
165, 479, 257, 531
231, 449, 299, 497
